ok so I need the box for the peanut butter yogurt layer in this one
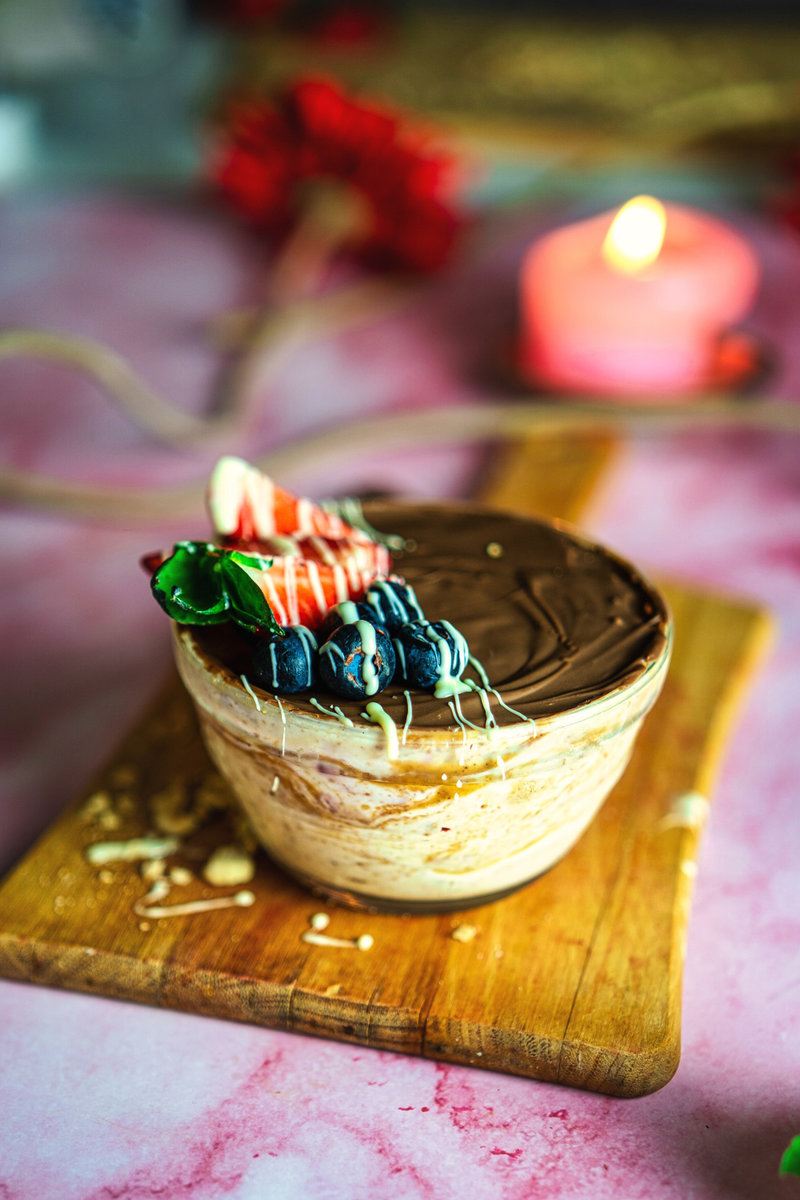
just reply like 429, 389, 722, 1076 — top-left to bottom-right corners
174, 501, 671, 910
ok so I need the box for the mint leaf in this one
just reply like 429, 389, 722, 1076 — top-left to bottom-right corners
780, 1136, 800, 1178
228, 549, 274, 571
150, 542, 229, 625
149, 541, 282, 635
219, 555, 282, 636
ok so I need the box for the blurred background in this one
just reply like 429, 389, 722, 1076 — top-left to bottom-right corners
1, 0, 798, 197
2, 8, 800, 1199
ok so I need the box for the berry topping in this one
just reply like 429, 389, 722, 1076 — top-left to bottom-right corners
208, 456, 357, 543
147, 459, 392, 634
317, 600, 380, 642
364, 579, 424, 633
249, 626, 319, 694
319, 622, 396, 700
245, 550, 388, 631
150, 543, 282, 636
206, 459, 391, 629
393, 620, 470, 696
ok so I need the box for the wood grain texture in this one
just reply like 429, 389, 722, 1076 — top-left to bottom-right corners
477, 432, 618, 524
0, 577, 770, 1096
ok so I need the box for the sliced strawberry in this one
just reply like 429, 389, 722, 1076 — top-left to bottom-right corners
204, 458, 392, 630
208, 456, 358, 544
233, 537, 389, 628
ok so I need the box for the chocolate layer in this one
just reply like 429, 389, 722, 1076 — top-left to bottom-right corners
198, 500, 669, 730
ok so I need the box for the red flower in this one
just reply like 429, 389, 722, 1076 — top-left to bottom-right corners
211, 77, 464, 273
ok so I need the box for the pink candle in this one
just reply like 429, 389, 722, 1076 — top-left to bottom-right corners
518, 197, 761, 397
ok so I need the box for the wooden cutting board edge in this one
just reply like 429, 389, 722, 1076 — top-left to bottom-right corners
558, 584, 775, 1097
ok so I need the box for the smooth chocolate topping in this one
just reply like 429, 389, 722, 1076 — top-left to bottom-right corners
198, 500, 670, 729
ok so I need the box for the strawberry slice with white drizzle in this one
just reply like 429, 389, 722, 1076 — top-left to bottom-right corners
207, 457, 391, 629
208, 456, 357, 543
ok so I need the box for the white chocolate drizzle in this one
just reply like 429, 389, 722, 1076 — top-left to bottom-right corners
363, 702, 399, 760
240, 674, 262, 712
334, 599, 360, 624
401, 690, 413, 746
302, 929, 374, 951
657, 791, 710, 832
446, 700, 469, 767
134, 890, 255, 919
356, 620, 380, 695
366, 579, 423, 625
275, 695, 287, 755
323, 496, 405, 550
470, 685, 498, 733
486, 686, 536, 727
86, 836, 180, 866
260, 570, 289, 626
309, 697, 355, 727
468, 654, 491, 688
208, 457, 275, 537
305, 560, 328, 615
449, 689, 485, 733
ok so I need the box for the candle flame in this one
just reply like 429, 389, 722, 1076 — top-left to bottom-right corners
602, 195, 666, 275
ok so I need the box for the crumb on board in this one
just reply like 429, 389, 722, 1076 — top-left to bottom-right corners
450, 923, 479, 943
203, 845, 255, 888
140, 858, 167, 882
169, 866, 194, 887
98, 810, 122, 831
150, 784, 200, 837
85, 836, 180, 866
81, 790, 112, 819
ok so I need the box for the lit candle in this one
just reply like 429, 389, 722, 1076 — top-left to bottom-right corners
518, 196, 761, 397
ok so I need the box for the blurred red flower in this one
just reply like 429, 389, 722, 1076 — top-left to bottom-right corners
211, 76, 464, 273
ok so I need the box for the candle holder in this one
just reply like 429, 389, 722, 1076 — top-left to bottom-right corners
495, 322, 775, 402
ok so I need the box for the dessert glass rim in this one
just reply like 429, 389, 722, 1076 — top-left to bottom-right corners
174, 614, 672, 742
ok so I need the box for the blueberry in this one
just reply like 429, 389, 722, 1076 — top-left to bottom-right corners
364, 580, 424, 634
317, 600, 378, 642
249, 625, 318, 694
393, 620, 469, 692
319, 621, 395, 700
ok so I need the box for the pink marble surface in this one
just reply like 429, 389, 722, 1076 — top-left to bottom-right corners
1, 193, 799, 1199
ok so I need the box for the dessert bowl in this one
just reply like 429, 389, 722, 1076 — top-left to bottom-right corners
171, 498, 671, 913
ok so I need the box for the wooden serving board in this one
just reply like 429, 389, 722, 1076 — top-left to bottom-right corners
0, 574, 770, 1096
